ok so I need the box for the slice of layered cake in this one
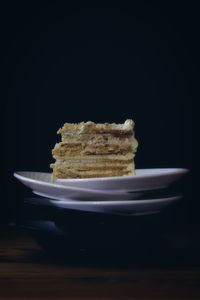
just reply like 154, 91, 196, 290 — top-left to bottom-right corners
50, 119, 138, 178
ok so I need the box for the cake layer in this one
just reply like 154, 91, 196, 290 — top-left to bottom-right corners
51, 165, 134, 178
58, 119, 134, 135
61, 134, 137, 144
53, 170, 135, 179
50, 158, 134, 178
51, 159, 134, 169
52, 153, 134, 161
52, 170, 134, 178
52, 142, 136, 157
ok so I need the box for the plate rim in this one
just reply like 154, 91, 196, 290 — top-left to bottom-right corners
14, 171, 149, 195
48, 195, 182, 205
14, 168, 189, 193
14, 168, 189, 184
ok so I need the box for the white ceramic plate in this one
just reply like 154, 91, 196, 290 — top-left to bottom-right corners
14, 169, 188, 199
56, 168, 188, 190
27, 195, 182, 215
14, 171, 140, 201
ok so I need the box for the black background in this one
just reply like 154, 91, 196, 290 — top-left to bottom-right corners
0, 2, 195, 224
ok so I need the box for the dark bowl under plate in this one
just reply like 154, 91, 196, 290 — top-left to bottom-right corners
12, 196, 182, 261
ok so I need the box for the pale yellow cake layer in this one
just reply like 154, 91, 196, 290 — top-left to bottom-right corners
61, 134, 137, 144
51, 160, 134, 170
52, 168, 134, 179
50, 159, 134, 178
52, 153, 134, 161
53, 171, 134, 179
52, 142, 136, 157
58, 119, 134, 135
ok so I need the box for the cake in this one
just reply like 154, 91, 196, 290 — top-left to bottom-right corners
50, 119, 138, 178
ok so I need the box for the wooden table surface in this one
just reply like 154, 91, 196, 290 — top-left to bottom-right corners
0, 223, 200, 300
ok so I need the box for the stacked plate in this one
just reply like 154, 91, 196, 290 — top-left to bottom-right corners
14, 168, 188, 216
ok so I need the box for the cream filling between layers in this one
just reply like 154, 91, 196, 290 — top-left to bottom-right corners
52, 153, 134, 161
